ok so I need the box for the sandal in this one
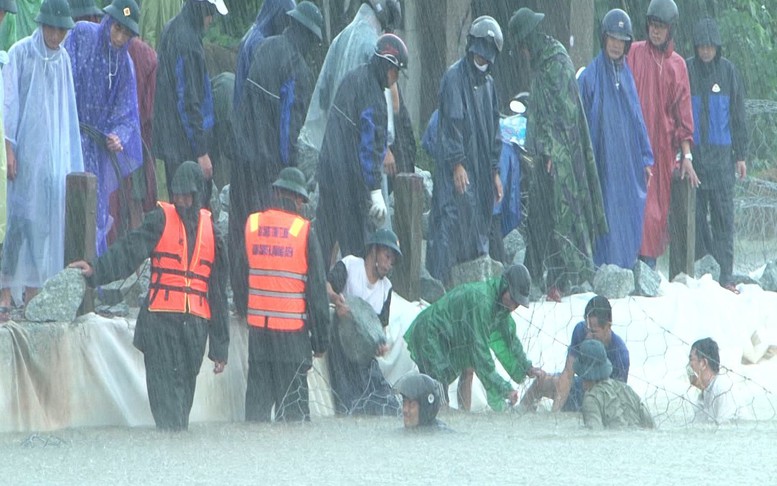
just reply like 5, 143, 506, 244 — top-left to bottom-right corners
723, 283, 740, 295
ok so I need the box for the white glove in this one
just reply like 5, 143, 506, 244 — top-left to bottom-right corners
369, 189, 387, 224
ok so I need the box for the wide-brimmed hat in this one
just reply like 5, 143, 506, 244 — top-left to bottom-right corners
69, 0, 102, 18
272, 167, 309, 202
0, 0, 18, 14
103, 0, 140, 36
287, 1, 324, 43
508, 7, 544, 43
36, 0, 76, 30
574, 339, 613, 381
366, 228, 402, 259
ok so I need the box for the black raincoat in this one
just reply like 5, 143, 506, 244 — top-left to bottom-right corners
316, 60, 389, 263
153, 1, 214, 198
427, 56, 501, 283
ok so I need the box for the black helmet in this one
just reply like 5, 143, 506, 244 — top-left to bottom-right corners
0, 0, 16, 14
287, 1, 324, 42
395, 373, 442, 426
508, 7, 544, 44
367, 0, 401, 33
467, 15, 503, 64
601, 9, 632, 55
503, 264, 531, 307
273, 167, 309, 202
646, 0, 678, 25
692, 17, 722, 48
36, 0, 76, 29
366, 228, 402, 259
374, 32, 408, 70
104, 0, 140, 36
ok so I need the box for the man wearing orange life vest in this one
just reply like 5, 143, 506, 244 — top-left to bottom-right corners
70, 161, 229, 431
244, 166, 330, 422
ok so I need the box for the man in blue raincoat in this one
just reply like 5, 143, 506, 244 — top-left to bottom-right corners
578, 9, 654, 270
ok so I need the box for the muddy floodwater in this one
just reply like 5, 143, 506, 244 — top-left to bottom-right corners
1, 410, 775, 485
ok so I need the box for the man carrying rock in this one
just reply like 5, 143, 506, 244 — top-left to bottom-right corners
326, 228, 402, 416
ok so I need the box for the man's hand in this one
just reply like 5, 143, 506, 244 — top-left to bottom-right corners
6, 143, 16, 181
645, 166, 653, 189
369, 189, 387, 224
197, 154, 213, 180
106, 133, 123, 152
376, 343, 390, 357
68, 260, 94, 277
453, 164, 469, 194
546, 158, 553, 174
213, 360, 226, 374
494, 172, 503, 203
383, 148, 397, 177
680, 157, 701, 188
527, 366, 545, 379
507, 390, 520, 406
736, 160, 747, 180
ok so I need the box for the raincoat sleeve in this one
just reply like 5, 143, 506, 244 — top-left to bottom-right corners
469, 300, 514, 411
107, 60, 141, 148
730, 66, 748, 161
489, 82, 501, 172
533, 61, 579, 160
206, 226, 230, 363
90, 208, 165, 285
306, 226, 331, 354
670, 64, 694, 150
3, 47, 20, 149
280, 68, 313, 168
488, 315, 532, 384
358, 100, 388, 191
437, 74, 466, 173
175, 47, 211, 158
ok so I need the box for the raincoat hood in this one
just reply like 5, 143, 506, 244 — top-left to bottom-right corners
171, 161, 206, 223
692, 18, 722, 59
254, 0, 296, 38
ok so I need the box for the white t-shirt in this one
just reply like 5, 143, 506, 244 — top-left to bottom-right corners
341, 255, 392, 314
695, 373, 737, 424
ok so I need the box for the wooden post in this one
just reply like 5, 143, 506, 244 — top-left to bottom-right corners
65, 172, 97, 315
391, 173, 423, 301
669, 179, 697, 280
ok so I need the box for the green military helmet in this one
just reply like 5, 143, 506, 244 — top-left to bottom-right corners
366, 228, 402, 259
573, 339, 613, 381
287, 1, 324, 43
0, 0, 18, 14
394, 373, 442, 425
68, 0, 102, 18
103, 0, 140, 36
272, 167, 309, 202
36, 0, 76, 30
508, 7, 544, 43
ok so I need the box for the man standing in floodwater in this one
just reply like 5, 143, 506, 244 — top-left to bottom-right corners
71, 162, 229, 431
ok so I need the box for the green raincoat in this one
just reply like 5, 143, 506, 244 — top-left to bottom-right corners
523, 34, 607, 290
0, 0, 42, 51
140, 0, 182, 49
404, 278, 532, 411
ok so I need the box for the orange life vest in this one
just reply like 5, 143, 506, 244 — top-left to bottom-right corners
245, 209, 310, 331
148, 202, 215, 319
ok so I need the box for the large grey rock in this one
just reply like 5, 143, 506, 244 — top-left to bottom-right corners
633, 260, 661, 297
219, 183, 230, 213
422, 210, 430, 241
569, 281, 594, 296
592, 264, 634, 299
95, 260, 151, 309
449, 255, 504, 288
415, 167, 433, 212
95, 302, 130, 317
25, 269, 86, 322
672, 272, 692, 285
337, 296, 386, 368
694, 254, 721, 282
503, 229, 526, 266
760, 261, 777, 292
209, 180, 221, 219
419, 267, 445, 303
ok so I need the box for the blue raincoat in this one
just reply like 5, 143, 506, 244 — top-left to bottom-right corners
65, 16, 143, 256
578, 52, 653, 269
